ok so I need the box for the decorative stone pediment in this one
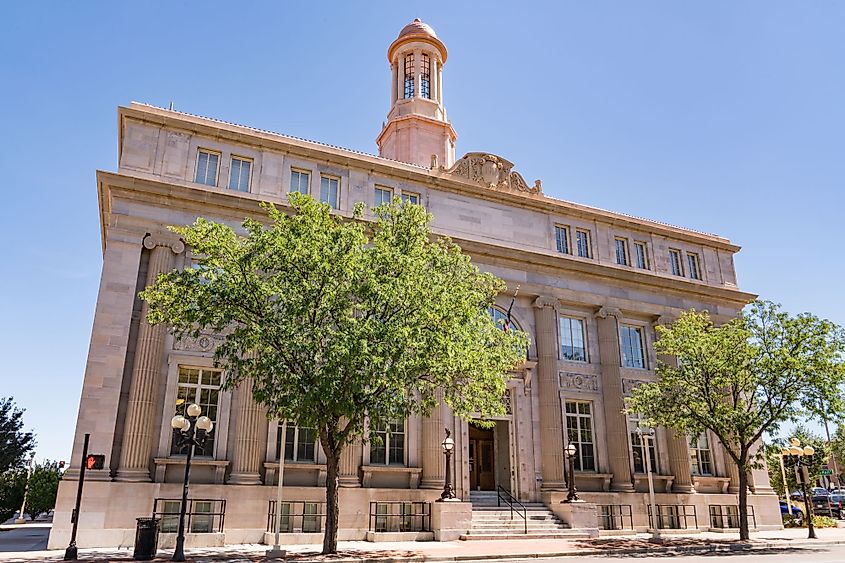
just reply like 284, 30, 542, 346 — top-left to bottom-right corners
445, 152, 542, 195
622, 378, 645, 396
173, 331, 225, 353
559, 372, 599, 393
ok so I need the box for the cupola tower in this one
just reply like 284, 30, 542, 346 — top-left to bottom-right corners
376, 19, 456, 168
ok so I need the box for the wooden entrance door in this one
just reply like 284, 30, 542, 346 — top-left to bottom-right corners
469, 425, 495, 490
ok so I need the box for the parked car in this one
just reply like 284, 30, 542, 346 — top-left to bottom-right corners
813, 487, 831, 496
780, 500, 804, 523
813, 495, 834, 517
829, 494, 845, 518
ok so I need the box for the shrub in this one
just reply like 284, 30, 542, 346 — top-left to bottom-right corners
813, 515, 838, 528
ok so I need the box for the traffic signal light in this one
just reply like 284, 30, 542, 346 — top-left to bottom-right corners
58, 460, 65, 469
85, 454, 105, 470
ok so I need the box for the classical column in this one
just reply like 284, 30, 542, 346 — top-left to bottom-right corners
533, 296, 566, 490
431, 58, 438, 104
116, 234, 184, 482
228, 378, 266, 485
391, 63, 398, 103
653, 315, 695, 493
421, 390, 446, 488
724, 442, 742, 494
339, 439, 362, 487
595, 307, 634, 492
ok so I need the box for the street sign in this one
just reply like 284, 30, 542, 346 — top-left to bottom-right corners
821, 469, 833, 476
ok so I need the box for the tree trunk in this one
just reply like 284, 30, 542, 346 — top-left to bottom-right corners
320, 427, 342, 555
738, 456, 750, 541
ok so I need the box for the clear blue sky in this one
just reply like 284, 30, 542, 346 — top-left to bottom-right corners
2, 2, 844, 462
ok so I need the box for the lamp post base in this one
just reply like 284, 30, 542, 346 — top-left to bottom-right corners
265, 548, 287, 559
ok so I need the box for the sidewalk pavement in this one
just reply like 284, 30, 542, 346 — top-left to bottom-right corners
2, 525, 845, 562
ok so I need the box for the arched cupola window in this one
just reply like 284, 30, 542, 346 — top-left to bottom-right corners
403, 54, 415, 99
421, 54, 431, 99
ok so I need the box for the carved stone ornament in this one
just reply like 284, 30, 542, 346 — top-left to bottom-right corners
173, 332, 225, 353
622, 378, 645, 396
445, 152, 542, 195
559, 372, 599, 393
502, 390, 513, 415
143, 233, 185, 254
594, 306, 622, 320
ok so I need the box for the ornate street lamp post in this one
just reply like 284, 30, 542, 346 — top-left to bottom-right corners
564, 443, 579, 502
636, 427, 659, 538
438, 428, 456, 501
14, 455, 35, 524
781, 438, 816, 540
170, 403, 214, 561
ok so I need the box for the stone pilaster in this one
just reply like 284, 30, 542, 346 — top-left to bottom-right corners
724, 442, 742, 494
532, 296, 566, 490
116, 234, 184, 482
421, 390, 446, 489
228, 378, 266, 485
652, 315, 695, 493
339, 439, 362, 487
595, 307, 634, 492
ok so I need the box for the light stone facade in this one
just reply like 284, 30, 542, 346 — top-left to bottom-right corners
49, 19, 781, 549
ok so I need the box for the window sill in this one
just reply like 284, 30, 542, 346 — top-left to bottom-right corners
362, 465, 422, 489
263, 462, 327, 486
153, 457, 228, 484
692, 475, 731, 493
633, 473, 675, 493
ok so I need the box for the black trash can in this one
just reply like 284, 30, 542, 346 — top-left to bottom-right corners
133, 517, 160, 561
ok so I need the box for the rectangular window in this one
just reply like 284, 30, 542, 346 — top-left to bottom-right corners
559, 316, 587, 362
228, 156, 252, 192
687, 253, 702, 280
628, 413, 658, 474
669, 249, 684, 276
689, 432, 713, 476
194, 149, 219, 187
400, 191, 420, 205
290, 169, 310, 196
555, 225, 570, 254
404, 54, 414, 99
620, 325, 645, 369
615, 238, 629, 266
374, 186, 393, 206
565, 401, 595, 471
320, 175, 340, 209
575, 229, 591, 258
421, 54, 431, 99
276, 423, 317, 463
171, 367, 220, 457
634, 242, 649, 269
370, 421, 405, 465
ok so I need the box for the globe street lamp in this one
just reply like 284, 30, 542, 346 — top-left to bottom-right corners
438, 428, 456, 501
564, 443, 579, 502
170, 403, 213, 561
781, 438, 816, 540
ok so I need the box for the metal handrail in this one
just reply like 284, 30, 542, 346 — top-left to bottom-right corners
496, 485, 527, 534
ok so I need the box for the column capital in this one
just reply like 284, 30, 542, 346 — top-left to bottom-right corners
652, 314, 677, 328
532, 296, 558, 310
143, 233, 185, 254
594, 306, 622, 320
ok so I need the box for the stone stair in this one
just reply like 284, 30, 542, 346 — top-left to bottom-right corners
460, 491, 593, 540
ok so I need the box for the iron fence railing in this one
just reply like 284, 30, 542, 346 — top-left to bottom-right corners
647, 504, 698, 530
153, 498, 226, 534
266, 501, 325, 533
368, 501, 431, 533
598, 504, 633, 530
709, 504, 756, 529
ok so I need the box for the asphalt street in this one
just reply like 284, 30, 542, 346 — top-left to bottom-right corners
0, 525, 49, 552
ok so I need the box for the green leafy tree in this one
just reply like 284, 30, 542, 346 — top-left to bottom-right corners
627, 302, 845, 540
0, 470, 25, 523
0, 397, 35, 473
766, 426, 830, 499
829, 424, 845, 485
25, 461, 62, 518
141, 195, 529, 553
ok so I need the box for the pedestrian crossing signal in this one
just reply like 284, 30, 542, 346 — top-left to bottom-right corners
85, 454, 105, 470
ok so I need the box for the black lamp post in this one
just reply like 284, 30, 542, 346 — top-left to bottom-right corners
564, 443, 579, 502
169, 403, 214, 561
438, 428, 456, 501
782, 438, 817, 540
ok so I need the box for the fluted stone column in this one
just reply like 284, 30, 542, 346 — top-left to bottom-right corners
653, 316, 695, 493
339, 439, 362, 487
116, 234, 183, 482
724, 442, 742, 494
533, 296, 566, 490
595, 307, 634, 492
228, 378, 265, 485
421, 390, 446, 489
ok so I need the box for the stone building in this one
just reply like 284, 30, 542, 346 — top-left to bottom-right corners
49, 18, 780, 548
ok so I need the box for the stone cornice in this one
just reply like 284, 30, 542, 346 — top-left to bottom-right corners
97, 170, 757, 309
117, 104, 741, 252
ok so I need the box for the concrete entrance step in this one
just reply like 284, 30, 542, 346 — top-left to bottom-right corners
460, 530, 594, 540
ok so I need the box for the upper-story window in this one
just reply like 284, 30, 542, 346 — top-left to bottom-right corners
575, 229, 591, 258
634, 242, 649, 269
320, 175, 339, 209
171, 367, 220, 457
564, 401, 596, 471
403, 54, 414, 99
195, 149, 220, 187
689, 431, 714, 476
687, 253, 702, 280
628, 412, 658, 473
669, 249, 684, 276
615, 238, 629, 266
374, 186, 393, 206
290, 169, 310, 196
559, 316, 587, 362
370, 421, 405, 465
421, 54, 431, 99
400, 191, 419, 205
555, 225, 570, 254
228, 156, 252, 192
489, 306, 520, 332
276, 423, 317, 463
620, 325, 646, 369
